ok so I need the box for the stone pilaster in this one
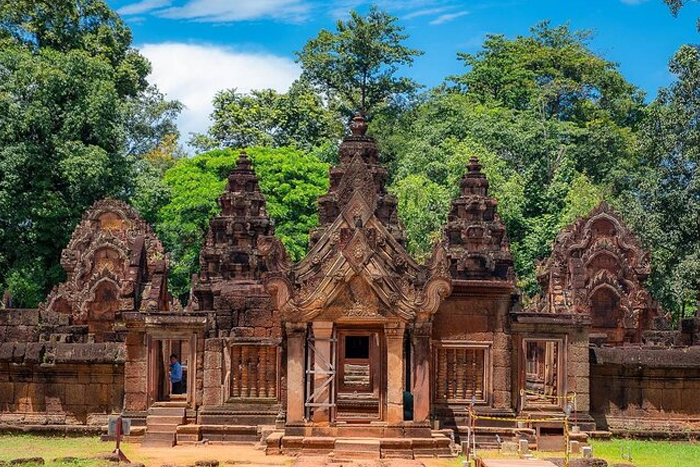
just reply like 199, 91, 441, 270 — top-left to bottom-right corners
411, 322, 432, 423
285, 322, 307, 423
384, 322, 405, 423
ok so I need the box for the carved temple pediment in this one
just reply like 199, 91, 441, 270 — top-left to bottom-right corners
266, 115, 451, 324
530, 201, 660, 343
40, 198, 169, 340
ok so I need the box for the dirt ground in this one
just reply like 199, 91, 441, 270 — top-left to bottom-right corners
121, 443, 455, 467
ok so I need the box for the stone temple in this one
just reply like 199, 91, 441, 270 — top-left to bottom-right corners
1, 116, 700, 458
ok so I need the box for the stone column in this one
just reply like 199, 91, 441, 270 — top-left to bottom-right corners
384, 322, 406, 423
412, 322, 432, 423
311, 321, 334, 423
285, 322, 307, 423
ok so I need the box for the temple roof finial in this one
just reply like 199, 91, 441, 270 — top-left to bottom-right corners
236, 151, 252, 170
460, 155, 489, 196
350, 113, 368, 136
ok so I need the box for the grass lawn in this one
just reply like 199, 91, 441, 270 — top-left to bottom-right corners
431, 438, 700, 467
0, 434, 113, 467
589, 438, 700, 467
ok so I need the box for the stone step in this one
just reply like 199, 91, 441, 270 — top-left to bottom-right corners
146, 415, 186, 425
142, 432, 176, 447
333, 438, 381, 460
146, 424, 180, 433
199, 425, 261, 443
148, 407, 187, 417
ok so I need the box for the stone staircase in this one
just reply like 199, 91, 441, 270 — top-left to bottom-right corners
142, 403, 187, 447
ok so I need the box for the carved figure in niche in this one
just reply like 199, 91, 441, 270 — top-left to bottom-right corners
86, 280, 120, 338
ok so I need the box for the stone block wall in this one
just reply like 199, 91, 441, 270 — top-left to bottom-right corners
0, 309, 40, 343
590, 346, 700, 435
432, 293, 514, 411
0, 342, 125, 426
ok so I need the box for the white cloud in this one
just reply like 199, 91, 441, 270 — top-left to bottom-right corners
139, 43, 300, 143
117, 0, 172, 15
157, 0, 309, 22
402, 7, 450, 20
429, 10, 469, 25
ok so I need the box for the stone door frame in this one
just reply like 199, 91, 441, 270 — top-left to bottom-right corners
517, 335, 568, 412
146, 331, 198, 408
334, 325, 385, 423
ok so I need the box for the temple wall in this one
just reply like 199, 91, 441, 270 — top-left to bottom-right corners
590, 346, 700, 435
1, 308, 125, 428
0, 309, 40, 342
432, 293, 513, 411
0, 340, 125, 427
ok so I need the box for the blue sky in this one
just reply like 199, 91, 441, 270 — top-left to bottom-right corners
106, 0, 700, 141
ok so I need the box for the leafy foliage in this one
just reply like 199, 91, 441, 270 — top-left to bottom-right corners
296, 5, 423, 116
196, 79, 344, 155
0, 0, 180, 306
156, 147, 329, 299
619, 45, 700, 320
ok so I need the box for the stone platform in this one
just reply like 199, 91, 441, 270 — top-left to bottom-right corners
481, 460, 558, 467
267, 432, 455, 459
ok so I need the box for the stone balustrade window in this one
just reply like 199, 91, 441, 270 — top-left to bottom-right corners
230, 344, 278, 399
434, 342, 490, 404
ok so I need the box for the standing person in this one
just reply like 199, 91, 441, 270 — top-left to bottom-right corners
169, 354, 183, 394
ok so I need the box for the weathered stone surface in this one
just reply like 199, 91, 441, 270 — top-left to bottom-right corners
530, 202, 661, 345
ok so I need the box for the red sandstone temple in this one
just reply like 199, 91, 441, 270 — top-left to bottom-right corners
1, 116, 700, 457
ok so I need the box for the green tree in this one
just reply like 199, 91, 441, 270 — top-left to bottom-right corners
296, 5, 422, 116
0, 0, 180, 306
156, 147, 329, 299
621, 45, 700, 320
376, 22, 637, 294
197, 79, 343, 154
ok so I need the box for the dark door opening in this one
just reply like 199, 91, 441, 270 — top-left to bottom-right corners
336, 329, 383, 422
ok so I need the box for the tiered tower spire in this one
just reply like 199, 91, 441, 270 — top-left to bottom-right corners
312, 114, 404, 247
444, 156, 513, 281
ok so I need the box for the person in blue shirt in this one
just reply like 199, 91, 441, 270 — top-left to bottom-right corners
169, 354, 183, 394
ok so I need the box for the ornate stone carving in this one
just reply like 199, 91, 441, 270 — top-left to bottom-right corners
40, 198, 169, 341
443, 156, 514, 282
530, 201, 661, 344
269, 115, 451, 324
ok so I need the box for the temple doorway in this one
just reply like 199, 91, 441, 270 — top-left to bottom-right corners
335, 328, 383, 422
304, 324, 386, 423
147, 336, 193, 406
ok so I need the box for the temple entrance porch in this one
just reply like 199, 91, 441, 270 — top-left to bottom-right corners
277, 320, 451, 458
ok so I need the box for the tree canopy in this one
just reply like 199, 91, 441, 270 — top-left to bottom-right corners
296, 5, 422, 116
0, 0, 180, 307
